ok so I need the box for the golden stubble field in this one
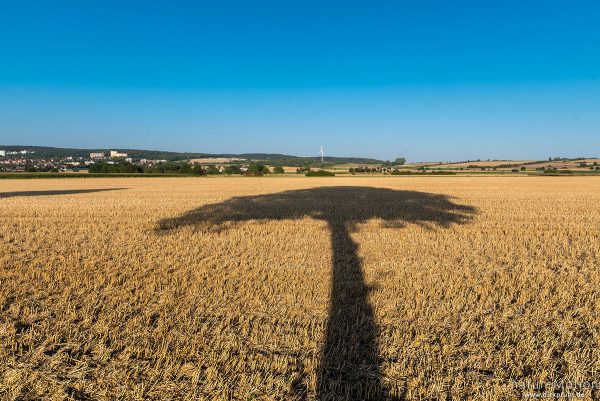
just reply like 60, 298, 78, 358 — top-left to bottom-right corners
1, 176, 599, 400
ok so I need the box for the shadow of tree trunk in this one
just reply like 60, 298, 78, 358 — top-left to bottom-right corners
314, 220, 388, 400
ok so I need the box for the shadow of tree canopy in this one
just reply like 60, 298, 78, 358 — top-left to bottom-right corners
156, 186, 477, 400
0, 188, 127, 199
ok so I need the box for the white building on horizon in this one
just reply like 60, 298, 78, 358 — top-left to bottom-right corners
110, 150, 128, 158
0, 150, 5, 157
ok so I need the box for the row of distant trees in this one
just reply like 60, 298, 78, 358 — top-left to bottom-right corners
89, 162, 144, 174
89, 161, 286, 176
350, 166, 396, 173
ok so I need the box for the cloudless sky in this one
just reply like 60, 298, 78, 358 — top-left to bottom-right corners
1, 0, 599, 161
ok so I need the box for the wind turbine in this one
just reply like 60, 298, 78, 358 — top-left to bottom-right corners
319, 146, 325, 163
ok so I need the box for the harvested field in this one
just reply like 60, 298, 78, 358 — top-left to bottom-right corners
1, 176, 599, 400
407, 159, 600, 170
406, 160, 534, 168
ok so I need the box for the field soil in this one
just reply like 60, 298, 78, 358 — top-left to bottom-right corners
1, 176, 599, 400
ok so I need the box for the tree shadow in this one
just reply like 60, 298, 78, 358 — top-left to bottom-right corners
0, 188, 127, 199
156, 186, 477, 400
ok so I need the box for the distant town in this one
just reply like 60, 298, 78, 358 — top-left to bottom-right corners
0, 148, 162, 173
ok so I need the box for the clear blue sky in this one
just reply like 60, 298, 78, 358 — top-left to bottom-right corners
1, 0, 599, 161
